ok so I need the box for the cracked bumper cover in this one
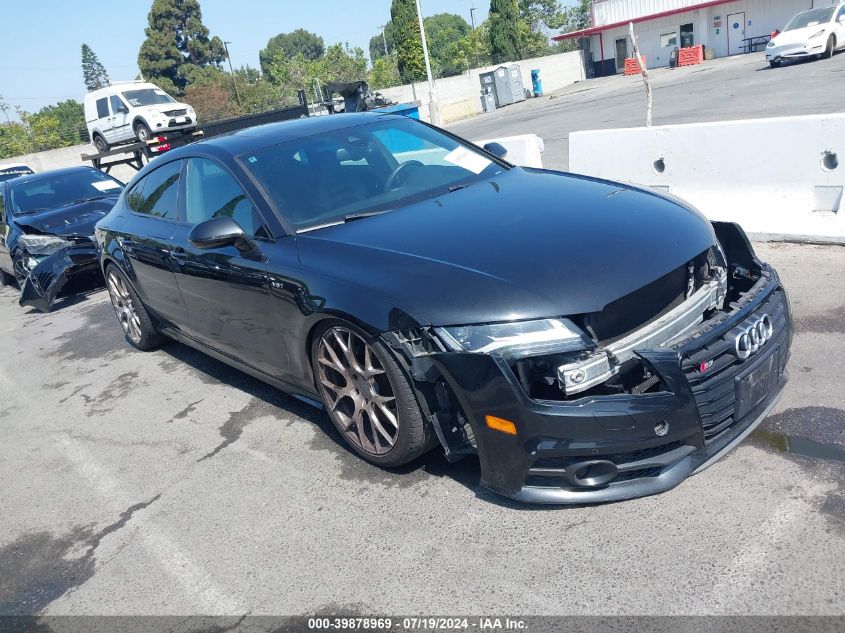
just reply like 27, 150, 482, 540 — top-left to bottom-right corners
19, 246, 100, 312
426, 275, 791, 504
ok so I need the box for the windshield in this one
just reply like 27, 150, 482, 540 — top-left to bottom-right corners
8, 169, 124, 215
121, 88, 176, 107
242, 118, 508, 231
784, 7, 834, 31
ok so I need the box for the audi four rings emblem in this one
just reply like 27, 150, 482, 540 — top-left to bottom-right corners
734, 314, 774, 360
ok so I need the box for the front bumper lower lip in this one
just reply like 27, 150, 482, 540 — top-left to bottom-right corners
509, 390, 781, 505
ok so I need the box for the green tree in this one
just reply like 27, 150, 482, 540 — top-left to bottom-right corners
33, 100, 86, 146
259, 29, 325, 77
266, 44, 367, 104
391, 0, 426, 83
81, 44, 110, 91
516, 0, 568, 57
137, 0, 226, 94
489, 0, 520, 63
424, 13, 471, 77
369, 54, 401, 89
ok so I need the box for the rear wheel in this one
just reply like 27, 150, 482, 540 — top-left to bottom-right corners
93, 134, 109, 153
312, 322, 432, 467
105, 265, 163, 350
823, 35, 835, 59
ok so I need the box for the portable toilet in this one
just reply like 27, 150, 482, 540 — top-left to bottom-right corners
493, 63, 526, 106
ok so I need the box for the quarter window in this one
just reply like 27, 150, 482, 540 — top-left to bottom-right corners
184, 158, 267, 238
126, 160, 182, 220
95, 98, 109, 119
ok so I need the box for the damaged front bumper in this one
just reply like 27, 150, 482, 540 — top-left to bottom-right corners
401, 271, 791, 504
19, 245, 100, 312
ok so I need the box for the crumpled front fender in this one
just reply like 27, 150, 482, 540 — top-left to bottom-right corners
19, 248, 99, 313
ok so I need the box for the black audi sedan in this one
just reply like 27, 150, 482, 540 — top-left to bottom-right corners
95, 113, 791, 504
0, 166, 124, 311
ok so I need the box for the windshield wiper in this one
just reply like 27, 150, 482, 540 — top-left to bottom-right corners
343, 210, 392, 222
64, 195, 112, 206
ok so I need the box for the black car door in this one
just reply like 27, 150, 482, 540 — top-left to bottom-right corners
168, 157, 283, 377
120, 159, 187, 326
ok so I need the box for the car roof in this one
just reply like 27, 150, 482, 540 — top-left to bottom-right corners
3, 165, 103, 187
171, 112, 404, 158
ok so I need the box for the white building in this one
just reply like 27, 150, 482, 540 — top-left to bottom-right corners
554, 0, 839, 76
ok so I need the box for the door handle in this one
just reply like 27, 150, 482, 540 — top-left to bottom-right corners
169, 247, 188, 263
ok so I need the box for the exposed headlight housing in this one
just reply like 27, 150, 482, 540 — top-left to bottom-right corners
18, 234, 71, 256
436, 318, 589, 361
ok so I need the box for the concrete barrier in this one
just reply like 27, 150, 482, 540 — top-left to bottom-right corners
569, 114, 845, 243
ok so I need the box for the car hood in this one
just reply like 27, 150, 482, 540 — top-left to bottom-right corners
16, 196, 118, 237
143, 103, 191, 115
773, 24, 830, 45
295, 169, 717, 327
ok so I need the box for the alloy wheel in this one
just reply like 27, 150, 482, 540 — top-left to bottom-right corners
316, 326, 399, 456
106, 271, 142, 343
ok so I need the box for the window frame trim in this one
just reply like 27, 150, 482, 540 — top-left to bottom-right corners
125, 158, 185, 224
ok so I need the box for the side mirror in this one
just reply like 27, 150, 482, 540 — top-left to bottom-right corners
483, 142, 508, 159
188, 216, 258, 256
121, 106, 129, 114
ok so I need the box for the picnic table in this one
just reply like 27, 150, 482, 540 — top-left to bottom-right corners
742, 35, 771, 53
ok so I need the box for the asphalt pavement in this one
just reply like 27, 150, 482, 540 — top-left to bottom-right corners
1, 241, 843, 616
449, 51, 845, 171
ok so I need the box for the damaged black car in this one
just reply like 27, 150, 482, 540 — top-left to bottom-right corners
0, 166, 124, 311
95, 113, 792, 504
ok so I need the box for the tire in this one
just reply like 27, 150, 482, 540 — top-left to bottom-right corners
823, 35, 835, 59
0, 267, 14, 286
134, 121, 153, 142
104, 264, 164, 351
311, 321, 432, 467
93, 134, 109, 153
769, 59, 781, 68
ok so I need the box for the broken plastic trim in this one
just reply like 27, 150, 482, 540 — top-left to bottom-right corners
19, 250, 74, 313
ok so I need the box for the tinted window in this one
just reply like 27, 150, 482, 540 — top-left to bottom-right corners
126, 160, 182, 220
96, 98, 109, 119
185, 158, 267, 238
243, 118, 506, 230
8, 169, 123, 215
109, 95, 125, 115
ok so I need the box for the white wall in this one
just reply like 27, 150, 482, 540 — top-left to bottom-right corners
569, 114, 845, 242
379, 50, 585, 122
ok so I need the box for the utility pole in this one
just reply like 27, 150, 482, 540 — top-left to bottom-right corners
414, 0, 440, 125
223, 40, 243, 108
380, 24, 390, 56
469, 5, 480, 67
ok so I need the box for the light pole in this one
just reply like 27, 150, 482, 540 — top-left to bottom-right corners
414, 0, 440, 125
223, 40, 243, 108
380, 24, 390, 56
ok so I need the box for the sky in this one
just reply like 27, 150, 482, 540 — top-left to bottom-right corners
0, 0, 496, 117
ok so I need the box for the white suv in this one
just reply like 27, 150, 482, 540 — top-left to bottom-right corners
84, 81, 197, 152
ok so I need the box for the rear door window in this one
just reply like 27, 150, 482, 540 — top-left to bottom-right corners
95, 98, 109, 119
126, 160, 182, 220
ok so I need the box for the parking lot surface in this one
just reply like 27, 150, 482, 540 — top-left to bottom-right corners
1, 242, 844, 616
450, 52, 845, 171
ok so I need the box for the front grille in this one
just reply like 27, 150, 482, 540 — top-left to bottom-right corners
164, 108, 187, 116
532, 440, 682, 470
682, 289, 789, 445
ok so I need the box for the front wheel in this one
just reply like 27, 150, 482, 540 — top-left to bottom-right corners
0, 266, 14, 286
769, 59, 781, 68
134, 121, 153, 142
105, 265, 163, 350
312, 322, 432, 467
823, 35, 835, 59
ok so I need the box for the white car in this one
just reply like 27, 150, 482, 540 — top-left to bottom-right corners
84, 81, 197, 152
767, 3, 845, 67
